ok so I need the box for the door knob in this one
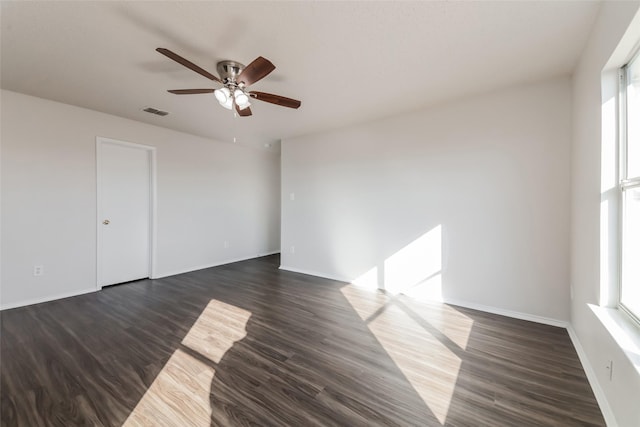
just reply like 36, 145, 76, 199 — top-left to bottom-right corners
103, 219, 110, 225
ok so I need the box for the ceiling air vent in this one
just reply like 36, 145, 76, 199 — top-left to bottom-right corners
142, 107, 169, 116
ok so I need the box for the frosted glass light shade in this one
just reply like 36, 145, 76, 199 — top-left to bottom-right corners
234, 89, 249, 107
214, 88, 230, 104
221, 97, 233, 110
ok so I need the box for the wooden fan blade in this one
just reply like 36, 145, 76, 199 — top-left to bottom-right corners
168, 89, 215, 94
237, 57, 275, 86
235, 103, 252, 117
156, 48, 221, 83
249, 91, 301, 109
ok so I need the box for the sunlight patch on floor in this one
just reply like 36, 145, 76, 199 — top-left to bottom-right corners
123, 300, 251, 426
403, 299, 474, 351
123, 347, 216, 426
340, 282, 391, 321
368, 303, 461, 425
181, 299, 252, 363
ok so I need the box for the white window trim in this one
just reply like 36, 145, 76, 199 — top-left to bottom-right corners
618, 56, 640, 326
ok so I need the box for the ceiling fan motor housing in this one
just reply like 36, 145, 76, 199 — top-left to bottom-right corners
217, 60, 245, 87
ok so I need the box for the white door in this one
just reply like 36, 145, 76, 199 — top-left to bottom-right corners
98, 139, 153, 287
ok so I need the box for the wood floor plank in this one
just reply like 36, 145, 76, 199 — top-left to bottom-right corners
1, 255, 605, 426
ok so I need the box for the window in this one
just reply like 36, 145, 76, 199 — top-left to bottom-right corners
620, 51, 640, 323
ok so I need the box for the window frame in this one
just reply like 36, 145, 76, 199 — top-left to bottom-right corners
619, 51, 640, 325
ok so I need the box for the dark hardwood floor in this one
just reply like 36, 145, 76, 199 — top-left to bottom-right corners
1, 255, 604, 426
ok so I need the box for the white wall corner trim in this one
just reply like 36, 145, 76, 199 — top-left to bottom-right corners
567, 325, 618, 427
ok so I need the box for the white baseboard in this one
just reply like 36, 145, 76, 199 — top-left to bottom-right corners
442, 298, 569, 328
154, 252, 280, 279
2, 253, 282, 310
566, 325, 617, 427
261, 250, 281, 257
2, 258, 615, 426
278, 265, 351, 283
278, 265, 616, 423
278, 265, 567, 328
1, 288, 96, 311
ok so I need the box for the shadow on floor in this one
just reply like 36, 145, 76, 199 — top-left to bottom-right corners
1, 255, 604, 426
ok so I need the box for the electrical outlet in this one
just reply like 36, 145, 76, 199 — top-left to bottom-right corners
33, 265, 44, 276
290, 193, 295, 201
224, 240, 229, 248
290, 245, 295, 254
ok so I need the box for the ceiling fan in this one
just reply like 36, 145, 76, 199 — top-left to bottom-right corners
156, 48, 301, 117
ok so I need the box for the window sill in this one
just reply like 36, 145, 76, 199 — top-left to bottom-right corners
589, 304, 640, 376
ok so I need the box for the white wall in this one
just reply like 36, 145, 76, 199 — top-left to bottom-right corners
571, 2, 640, 426
1, 90, 281, 309
281, 78, 571, 323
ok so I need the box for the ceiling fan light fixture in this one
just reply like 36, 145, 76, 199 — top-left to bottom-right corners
214, 87, 230, 104
158, 48, 301, 117
234, 89, 250, 107
221, 96, 233, 110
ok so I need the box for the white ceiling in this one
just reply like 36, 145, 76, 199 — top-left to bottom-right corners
1, 1, 600, 150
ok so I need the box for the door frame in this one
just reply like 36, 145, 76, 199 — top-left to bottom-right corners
96, 137, 157, 289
